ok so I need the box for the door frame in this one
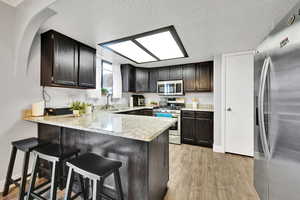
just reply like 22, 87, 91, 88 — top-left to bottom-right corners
220, 50, 255, 154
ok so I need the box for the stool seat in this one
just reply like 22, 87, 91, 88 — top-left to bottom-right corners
65, 153, 124, 200
34, 144, 80, 161
11, 137, 43, 152
68, 153, 122, 177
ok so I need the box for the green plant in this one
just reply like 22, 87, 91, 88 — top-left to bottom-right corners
101, 88, 109, 96
70, 101, 85, 114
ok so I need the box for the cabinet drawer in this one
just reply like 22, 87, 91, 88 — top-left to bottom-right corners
195, 111, 213, 119
181, 111, 195, 118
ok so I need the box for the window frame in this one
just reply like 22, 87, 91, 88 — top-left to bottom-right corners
101, 60, 113, 92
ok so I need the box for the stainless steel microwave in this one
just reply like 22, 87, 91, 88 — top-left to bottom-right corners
157, 80, 184, 96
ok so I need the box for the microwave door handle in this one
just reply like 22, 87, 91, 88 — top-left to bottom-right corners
258, 57, 271, 159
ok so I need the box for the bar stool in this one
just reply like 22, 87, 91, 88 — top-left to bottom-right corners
2, 137, 47, 200
64, 153, 124, 200
26, 144, 82, 200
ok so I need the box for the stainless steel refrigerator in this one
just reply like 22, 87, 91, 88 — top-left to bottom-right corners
254, 2, 300, 200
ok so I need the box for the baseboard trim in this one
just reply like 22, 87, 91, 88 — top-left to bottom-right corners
213, 145, 225, 153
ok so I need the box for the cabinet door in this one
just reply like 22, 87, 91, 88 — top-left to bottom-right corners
53, 33, 78, 86
121, 64, 136, 92
181, 117, 195, 144
169, 65, 183, 80
196, 61, 213, 92
136, 68, 149, 92
149, 69, 158, 92
183, 64, 196, 92
78, 44, 96, 88
194, 118, 213, 147
158, 67, 170, 81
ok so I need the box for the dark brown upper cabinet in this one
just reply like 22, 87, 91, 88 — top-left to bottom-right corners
121, 64, 136, 92
169, 65, 183, 80
78, 44, 96, 88
158, 67, 170, 81
135, 68, 149, 92
196, 61, 213, 92
183, 64, 196, 92
149, 69, 158, 93
41, 30, 96, 89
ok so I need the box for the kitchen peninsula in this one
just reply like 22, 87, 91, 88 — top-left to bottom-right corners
24, 110, 176, 200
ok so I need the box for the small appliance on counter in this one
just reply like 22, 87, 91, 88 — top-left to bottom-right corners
45, 107, 73, 116
132, 95, 145, 107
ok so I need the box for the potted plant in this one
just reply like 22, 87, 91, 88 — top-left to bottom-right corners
70, 101, 85, 117
101, 88, 109, 96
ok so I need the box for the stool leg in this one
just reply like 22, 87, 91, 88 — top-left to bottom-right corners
64, 168, 74, 200
79, 175, 87, 200
114, 170, 124, 200
2, 146, 17, 196
27, 154, 39, 200
50, 161, 58, 200
92, 179, 100, 200
18, 151, 30, 200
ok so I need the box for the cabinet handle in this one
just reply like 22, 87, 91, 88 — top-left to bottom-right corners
227, 107, 232, 111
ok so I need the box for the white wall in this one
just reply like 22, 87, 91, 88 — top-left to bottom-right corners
213, 55, 223, 152
0, 1, 41, 186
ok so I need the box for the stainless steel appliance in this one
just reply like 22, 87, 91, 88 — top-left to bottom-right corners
157, 80, 184, 96
153, 98, 185, 144
132, 95, 145, 106
254, 3, 300, 200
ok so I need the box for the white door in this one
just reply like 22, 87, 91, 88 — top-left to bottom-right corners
224, 51, 254, 156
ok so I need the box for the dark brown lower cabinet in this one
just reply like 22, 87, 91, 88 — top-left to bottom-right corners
181, 111, 213, 147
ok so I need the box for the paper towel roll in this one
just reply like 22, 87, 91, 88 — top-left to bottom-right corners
32, 101, 45, 116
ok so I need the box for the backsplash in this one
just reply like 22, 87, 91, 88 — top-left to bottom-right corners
141, 92, 214, 106
43, 87, 130, 108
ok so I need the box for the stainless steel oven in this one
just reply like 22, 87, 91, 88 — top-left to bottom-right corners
157, 80, 183, 96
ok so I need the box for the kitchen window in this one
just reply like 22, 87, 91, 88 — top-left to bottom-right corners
101, 60, 113, 93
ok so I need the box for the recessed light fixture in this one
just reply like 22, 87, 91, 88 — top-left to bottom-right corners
99, 26, 188, 64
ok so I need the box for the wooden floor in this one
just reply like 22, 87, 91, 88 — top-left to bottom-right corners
0, 144, 259, 200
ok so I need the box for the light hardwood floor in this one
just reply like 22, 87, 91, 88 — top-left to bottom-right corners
0, 144, 259, 200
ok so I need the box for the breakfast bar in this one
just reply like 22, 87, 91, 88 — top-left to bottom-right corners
24, 111, 176, 200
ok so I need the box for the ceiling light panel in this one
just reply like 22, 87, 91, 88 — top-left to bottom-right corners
136, 31, 185, 60
105, 40, 157, 63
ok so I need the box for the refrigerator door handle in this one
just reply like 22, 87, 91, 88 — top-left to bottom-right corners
258, 57, 271, 159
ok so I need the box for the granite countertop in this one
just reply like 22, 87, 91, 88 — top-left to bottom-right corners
24, 110, 176, 142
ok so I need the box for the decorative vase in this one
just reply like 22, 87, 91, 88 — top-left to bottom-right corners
73, 110, 80, 117
85, 106, 92, 114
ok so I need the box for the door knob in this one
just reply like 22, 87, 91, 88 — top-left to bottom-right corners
227, 107, 232, 111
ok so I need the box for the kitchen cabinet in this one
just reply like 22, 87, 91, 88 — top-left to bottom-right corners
158, 67, 170, 81
181, 110, 213, 147
78, 44, 96, 88
121, 64, 136, 92
183, 64, 196, 92
135, 68, 149, 92
196, 61, 213, 92
181, 117, 195, 143
41, 30, 96, 89
169, 65, 183, 80
149, 69, 158, 93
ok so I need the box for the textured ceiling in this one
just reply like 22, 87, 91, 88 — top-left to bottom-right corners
42, 0, 299, 67
0, 0, 24, 7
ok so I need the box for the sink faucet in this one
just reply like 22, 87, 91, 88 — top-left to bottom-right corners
106, 93, 113, 108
